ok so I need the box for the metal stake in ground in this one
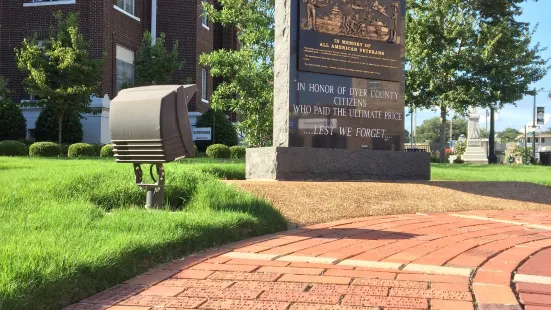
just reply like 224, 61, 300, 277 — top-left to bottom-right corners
133, 164, 165, 208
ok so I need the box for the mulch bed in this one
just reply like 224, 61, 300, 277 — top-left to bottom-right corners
226, 180, 551, 227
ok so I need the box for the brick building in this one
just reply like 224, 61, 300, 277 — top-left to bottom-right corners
0, 0, 237, 143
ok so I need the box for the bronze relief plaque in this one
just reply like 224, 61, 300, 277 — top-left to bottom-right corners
298, 0, 405, 82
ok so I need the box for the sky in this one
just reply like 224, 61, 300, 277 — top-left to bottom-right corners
406, 1, 551, 134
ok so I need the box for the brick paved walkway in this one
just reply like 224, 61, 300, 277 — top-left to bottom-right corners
65, 211, 551, 310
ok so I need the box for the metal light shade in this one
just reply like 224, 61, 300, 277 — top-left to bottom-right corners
109, 85, 197, 163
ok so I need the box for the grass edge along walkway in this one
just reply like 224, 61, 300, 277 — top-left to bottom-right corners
0, 157, 286, 310
431, 163, 551, 187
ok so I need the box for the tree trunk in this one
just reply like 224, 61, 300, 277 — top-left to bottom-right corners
57, 112, 64, 146
439, 107, 447, 163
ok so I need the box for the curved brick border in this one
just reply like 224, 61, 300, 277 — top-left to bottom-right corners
513, 248, 551, 309
64, 211, 551, 310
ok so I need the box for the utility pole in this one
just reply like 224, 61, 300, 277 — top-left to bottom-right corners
528, 88, 551, 163
524, 125, 528, 164
532, 88, 537, 163
486, 110, 489, 135
488, 107, 497, 164
414, 108, 417, 146
410, 108, 414, 149
449, 116, 453, 144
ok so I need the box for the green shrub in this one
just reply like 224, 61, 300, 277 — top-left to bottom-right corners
195, 110, 238, 151
0, 78, 27, 141
454, 141, 466, 157
100, 144, 114, 157
60, 144, 70, 157
29, 142, 61, 157
194, 144, 199, 156
19, 139, 35, 146
35, 105, 83, 144
206, 144, 231, 159
68, 143, 97, 158
430, 155, 440, 163
92, 144, 103, 156
230, 146, 246, 159
0, 140, 28, 156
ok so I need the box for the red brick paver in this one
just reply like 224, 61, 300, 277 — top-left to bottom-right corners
64, 211, 551, 310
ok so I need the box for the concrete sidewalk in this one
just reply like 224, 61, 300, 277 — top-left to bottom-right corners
65, 211, 551, 310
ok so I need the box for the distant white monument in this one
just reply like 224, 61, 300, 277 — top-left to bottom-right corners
462, 107, 488, 164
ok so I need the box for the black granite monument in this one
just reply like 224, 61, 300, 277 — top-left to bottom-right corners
246, 0, 430, 181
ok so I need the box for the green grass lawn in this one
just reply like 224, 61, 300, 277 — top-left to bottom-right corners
1, 157, 550, 310
0, 157, 285, 310
431, 163, 551, 186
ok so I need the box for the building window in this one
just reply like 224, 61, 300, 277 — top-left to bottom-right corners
527, 138, 531, 143
24, 0, 76, 7
115, 45, 134, 94
115, 0, 134, 15
201, 0, 209, 29
542, 138, 546, 143
201, 69, 208, 102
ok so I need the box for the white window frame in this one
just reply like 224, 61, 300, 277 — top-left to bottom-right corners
115, 45, 135, 94
201, 0, 209, 30
114, 0, 140, 21
24, 0, 76, 7
201, 69, 209, 103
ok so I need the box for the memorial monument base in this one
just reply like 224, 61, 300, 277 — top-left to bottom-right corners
462, 140, 488, 164
246, 147, 431, 181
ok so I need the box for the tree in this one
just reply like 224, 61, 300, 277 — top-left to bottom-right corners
194, 109, 238, 151
134, 32, 183, 86
406, 0, 548, 163
15, 11, 101, 145
407, 0, 479, 162
34, 105, 83, 144
466, 3, 549, 163
0, 76, 27, 141
200, 0, 274, 147
498, 127, 522, 143
405, 129, 411, 143
415, 117, 468, 144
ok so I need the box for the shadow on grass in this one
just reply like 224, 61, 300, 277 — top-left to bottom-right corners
0, 164, 285, 310
0, 216, 281, 310
0, 166, 31, 171
427, 181, 551, 205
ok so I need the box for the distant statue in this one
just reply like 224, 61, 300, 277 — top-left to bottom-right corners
469, 124, 480, 139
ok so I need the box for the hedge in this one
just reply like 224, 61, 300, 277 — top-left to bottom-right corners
68, 143, 97, 158
0, 140, 28, 156
29, 142, 61, 157
0, 101, 27, 141
230, 146, 246, 159
100, 144, 114, 157
206, 144, 231, 159
195, 110, 238, 151
60, 144, 70, 157
35, 106, 83, 144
